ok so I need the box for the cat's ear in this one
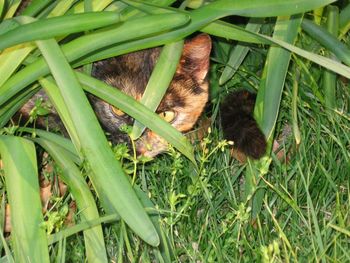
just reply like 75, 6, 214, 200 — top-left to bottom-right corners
178, 34, 212, 82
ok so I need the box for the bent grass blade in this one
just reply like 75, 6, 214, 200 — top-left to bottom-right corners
34, 138, 108, 263
0, 12, 121, 51
0, 136, 50, 262
131, 40, 184, 140
35, 36, 159, 246
0, 12, 190, 107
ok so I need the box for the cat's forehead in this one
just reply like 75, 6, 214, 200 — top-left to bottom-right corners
157, 74, 205, 111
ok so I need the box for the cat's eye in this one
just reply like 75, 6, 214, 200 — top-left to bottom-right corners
110, 106, 125, 116
159, 111, 176, 123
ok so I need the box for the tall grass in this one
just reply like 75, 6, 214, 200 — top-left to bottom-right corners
0, 0, 349, 261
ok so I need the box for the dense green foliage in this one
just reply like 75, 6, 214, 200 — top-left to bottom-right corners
0, 0, 349, 262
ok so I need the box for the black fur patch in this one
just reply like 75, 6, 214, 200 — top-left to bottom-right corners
221, 91, 267, 159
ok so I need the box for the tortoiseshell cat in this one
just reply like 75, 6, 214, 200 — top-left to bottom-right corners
19, 33, 266, 159
90, 34, 212, 157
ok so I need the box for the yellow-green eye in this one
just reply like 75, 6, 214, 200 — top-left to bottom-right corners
159, 111, 176, 123
110, 106, 125, 116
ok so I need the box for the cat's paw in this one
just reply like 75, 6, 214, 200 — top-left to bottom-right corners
222, 117, 267, 159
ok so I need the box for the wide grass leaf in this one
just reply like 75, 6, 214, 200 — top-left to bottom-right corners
323, 5, 339, 110
219, 19, 262, 85
35, 36, 159, 245
255, 15, 302, 140
124, 0, 336, 18
131, 40, 184, 139
0, 85, 39, 128
0, 136, 50, 262
339, 3, 350, 38
0, 0, 3, 19
0, 12, 190, 106
247, 15, 302, 218
0, 12, 121, 51
302, 18, 350, 66
197, 0, 336, 18
0, 0, 81, 88
35, 138, 108, 263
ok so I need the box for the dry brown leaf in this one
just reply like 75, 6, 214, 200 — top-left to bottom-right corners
58, 178, 68, 197
40, 176, 52, 213
64, 201, 77, 227
4, 204, 11, 233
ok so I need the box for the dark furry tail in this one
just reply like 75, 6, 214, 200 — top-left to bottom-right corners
220, 91, 267, 159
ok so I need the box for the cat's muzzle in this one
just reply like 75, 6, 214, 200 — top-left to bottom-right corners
108, 129, 168, 158
134, 130, 169, 158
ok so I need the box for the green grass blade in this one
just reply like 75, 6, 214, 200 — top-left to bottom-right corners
84, 0, 93, 12
48, 214, 119, 245
20, 0, 51, 16
69, 0, 113, 13
291, 66, 301, 146
0, 19, 20, 36
77, 72, 196, 164
4, 0, 21, 18
26, 129, 173, 261
255, 15, 302, 141
134, 186, 174, 262
204, 18, 350, 80
92, 0, 333, 62
0, 43, 36, 87
47, 0, 77, 18
0, 0, 78, 87
131, 40, 184, 140
108, 0, 176, 20
0, 136, 50, 262
299, 165, 326, 262
302, 18, 350, 66
76, 19, 268, 66
323, 5, 339, 110
19, 128, 81, 164
35, 37, 159, 246
0, 12, 190, 107
39, 77, 80, 147
219, 19, 262, 85
84, 1, 348, 79
0, 12, 121, 51
58, 12, 189, 63
247, 15, 302, 218
0, 0, 3, 19
0, 85, 39, 128
329, 224, 350, 237
117, 0, 335, 55
124, 0, 335, 18
202, 20, 267, 45
34, 138, 108, 263
264, 199, 298, 260
339, 3, 350, 37
0, 226, 15, 263
313, 6, 324, 24
263, 34, 350, 79
201, 0, 336, 18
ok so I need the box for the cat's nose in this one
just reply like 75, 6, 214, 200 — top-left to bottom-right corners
136, 145, 148, 156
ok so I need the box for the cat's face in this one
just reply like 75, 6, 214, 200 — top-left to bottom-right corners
90, 34, 212, 157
